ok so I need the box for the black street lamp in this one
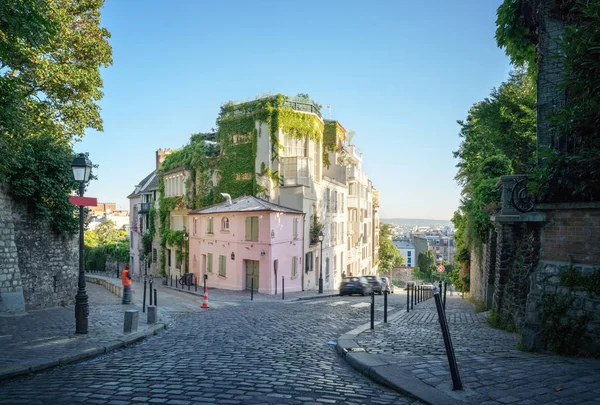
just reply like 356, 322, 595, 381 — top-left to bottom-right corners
318, 230, 324, 294
72, 153, 92, 334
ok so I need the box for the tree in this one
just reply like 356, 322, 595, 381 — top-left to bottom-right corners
417, 251, 436, 282
0, 0, 112, 234
93, 220, 123, 246
378, 224, 405, 274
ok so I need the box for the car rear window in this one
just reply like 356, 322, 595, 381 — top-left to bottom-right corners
365, 276, 377, 280
343, 277, 359, 282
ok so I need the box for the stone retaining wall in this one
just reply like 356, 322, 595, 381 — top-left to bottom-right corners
86, 275, 123, 297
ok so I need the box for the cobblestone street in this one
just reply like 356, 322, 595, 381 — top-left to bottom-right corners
0, 293, 419, 404
355, 295, 600, 405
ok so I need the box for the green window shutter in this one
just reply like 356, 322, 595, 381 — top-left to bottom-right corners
208, 253, 213, 272
251, 217, 259, 241
245, 217, 251, 241
292, 256, 297, 277
220, 255, 226, 276
293, 218, 298, 239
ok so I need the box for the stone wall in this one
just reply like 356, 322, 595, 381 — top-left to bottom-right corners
0, 184, 25, 314
0, 183, 78, 312
469, 246, 484, 303
521, 205, 600, 354
538, 203, 600, 264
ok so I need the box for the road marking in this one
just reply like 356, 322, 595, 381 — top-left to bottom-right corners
351, 302, 370, 308
329, 301, 350, 306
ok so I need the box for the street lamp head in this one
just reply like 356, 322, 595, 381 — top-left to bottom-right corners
318, 230, 324, 242
72, 153, 92, 183
183, 232, 189, 241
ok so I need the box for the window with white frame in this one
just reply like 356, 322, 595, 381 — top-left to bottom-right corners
282, 135, 306, 157
207, 253, 213, 273
207, 217, 214, 234
222, 217, 229, 230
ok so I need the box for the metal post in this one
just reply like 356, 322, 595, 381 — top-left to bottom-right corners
203, 276, 206, 294
282, 276, 284, 300
384, 290, 388, 323
143, 279, 147, 313
411, 285, 414, 310
318, 240, 323, 293
370, 292, 375, 330
406, 284, 410, 313
149, 280, 153, 306
188, 274, 190, 291
195, 275, 197, 292
275, 275, 277, 295
75, 186, 89, 334
443, 281, 448, 310
154, 289, 157, 308
251, 277, 254, 301
434, 291, 462, 390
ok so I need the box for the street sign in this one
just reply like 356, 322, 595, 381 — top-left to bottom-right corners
69, 196, 98, 207
437, 265, 445, 273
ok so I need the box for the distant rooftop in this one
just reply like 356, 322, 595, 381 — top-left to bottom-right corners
394, 241, 415, 249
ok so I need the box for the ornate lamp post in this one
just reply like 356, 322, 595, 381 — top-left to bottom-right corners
72, 153, 92, 334
318, 230, 324, 294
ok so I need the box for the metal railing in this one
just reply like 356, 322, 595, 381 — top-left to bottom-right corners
139, 202, 151, 214
282, 100, 322, 118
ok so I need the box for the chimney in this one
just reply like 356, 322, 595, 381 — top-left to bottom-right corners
220, 193, 232, 205
156, 148, 172, 170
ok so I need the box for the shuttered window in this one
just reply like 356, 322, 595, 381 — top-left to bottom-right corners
207, 217, 214, 234
293, 217, 298, 239
245, 216, 259, 241
292, 256, 298, 278
207, 253, 213, 273
219, 255, 226, 277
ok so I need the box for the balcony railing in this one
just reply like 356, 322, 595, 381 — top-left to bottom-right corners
280, 157, 310, 186
282, 100, 322, 118
139, 202, 151, 214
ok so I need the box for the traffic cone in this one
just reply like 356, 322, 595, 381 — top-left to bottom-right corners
202, 287, 209, 308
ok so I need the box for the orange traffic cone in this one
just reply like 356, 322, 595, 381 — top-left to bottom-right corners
202, 287, 209, 308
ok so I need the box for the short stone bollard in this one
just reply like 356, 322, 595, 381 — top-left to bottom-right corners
147, 305, 157, 324
124, 310, 139, 334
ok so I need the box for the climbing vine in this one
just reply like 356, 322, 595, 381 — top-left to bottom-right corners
154, 94, 324, 273
496, 0, 600, 201
323, 121, 345, 169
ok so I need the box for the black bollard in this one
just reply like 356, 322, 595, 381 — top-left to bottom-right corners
411, 285, 414, 310
406, 284, 410, 313
149, 280, 153, 306
443, 281, 448, 310
143, 279, 147, 313
154, 289, 157, 308
251, 277, 254, 301
275, 276, 277, 296
384, 289, 388, 323
195, 275, 197, 292
188, 274, 190, 291
434, 291, 462, 390
170, 275, 173, 287
282, 276, 284, 300
370, 292, 375, 330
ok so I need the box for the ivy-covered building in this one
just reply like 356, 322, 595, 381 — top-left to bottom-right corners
136, 94, 380, 291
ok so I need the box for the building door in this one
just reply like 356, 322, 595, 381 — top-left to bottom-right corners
245, 260, 259, 291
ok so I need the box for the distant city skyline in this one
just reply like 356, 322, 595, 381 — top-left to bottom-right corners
75, 0, 509, 220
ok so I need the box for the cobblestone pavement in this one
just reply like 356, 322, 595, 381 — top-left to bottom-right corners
356, 295, 600, 405
0, 282, 172, 377
0, 294, 421, 404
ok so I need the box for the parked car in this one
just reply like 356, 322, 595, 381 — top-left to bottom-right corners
364, 275, 385, 294
339, 276, 373, 296
381, 277, 394, 293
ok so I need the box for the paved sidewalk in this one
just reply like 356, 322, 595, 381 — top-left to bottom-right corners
0, 282, 166, 381
338, 295, 600, 405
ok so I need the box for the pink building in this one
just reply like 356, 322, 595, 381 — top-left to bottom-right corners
188, 195, 305, 294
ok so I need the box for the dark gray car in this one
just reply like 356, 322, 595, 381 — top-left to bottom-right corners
339, 276, 373, 296
364, 275, 384, 294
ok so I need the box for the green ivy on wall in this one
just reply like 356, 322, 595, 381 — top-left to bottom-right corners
154, 94, 324, 273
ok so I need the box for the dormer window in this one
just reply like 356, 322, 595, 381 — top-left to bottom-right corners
222, 217, 230, 230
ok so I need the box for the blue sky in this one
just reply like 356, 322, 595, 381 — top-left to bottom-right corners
76, 0, 511, 220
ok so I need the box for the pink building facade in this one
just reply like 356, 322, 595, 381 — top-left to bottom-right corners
188, 196, 304, 294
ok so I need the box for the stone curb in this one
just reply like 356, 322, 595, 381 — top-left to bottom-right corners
336, 312, 466, 405
295, 293, 339, 301
0, 323, 166, 382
